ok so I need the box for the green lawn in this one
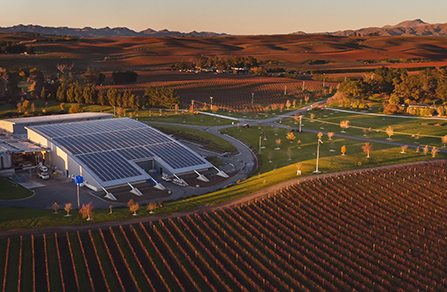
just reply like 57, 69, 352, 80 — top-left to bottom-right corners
0, 177, 34, 200
149, 124, 237, 154
138, 111, 233, 126
283, 108, 447, 147
223, 125, 446, 174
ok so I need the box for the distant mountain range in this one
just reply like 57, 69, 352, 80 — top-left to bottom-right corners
294, 19, 447, 37
2, 20, 447, 38
0, 24, 228, 38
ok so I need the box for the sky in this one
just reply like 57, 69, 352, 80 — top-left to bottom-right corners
1, 0, 447, 35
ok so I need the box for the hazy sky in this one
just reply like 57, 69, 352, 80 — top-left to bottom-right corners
1, 0, 447, 35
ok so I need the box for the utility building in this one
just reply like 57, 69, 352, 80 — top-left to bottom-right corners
26, 118, 213, 191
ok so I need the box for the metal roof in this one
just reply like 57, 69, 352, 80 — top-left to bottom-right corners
28, 118, 213, 188
3, 112, 113, 125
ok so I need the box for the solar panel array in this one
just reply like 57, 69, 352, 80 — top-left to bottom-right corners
28, 118, 212, 187
77, 151, 142, 182
150, 142, 205, 169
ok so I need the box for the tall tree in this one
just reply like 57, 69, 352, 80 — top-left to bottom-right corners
107, 88, 118, 107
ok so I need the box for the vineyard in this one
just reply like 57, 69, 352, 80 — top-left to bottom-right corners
1, 161, 446, 291
96, 76, 338, 112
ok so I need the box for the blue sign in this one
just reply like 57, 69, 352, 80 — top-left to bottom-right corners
74, 175, 83, 185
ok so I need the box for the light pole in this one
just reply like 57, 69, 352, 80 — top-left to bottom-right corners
251, 92, 254, 104
210, 96, 213, 108
313, 133, 323, 174
299, 115, 303, 132
259, 136, 262, 154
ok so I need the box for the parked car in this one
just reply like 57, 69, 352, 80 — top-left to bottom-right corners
38, 172, 50, 180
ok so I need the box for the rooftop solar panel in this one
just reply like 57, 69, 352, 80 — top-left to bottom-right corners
28, 118, 213, 187
77, 151, 142, 182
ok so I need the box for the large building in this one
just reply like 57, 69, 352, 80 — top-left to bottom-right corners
0, 112, 113, 135
26, 117, 213, 191
0, 113, 113, 176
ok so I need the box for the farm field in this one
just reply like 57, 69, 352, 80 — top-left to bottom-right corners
0, 161, 446, 291
285, 108, 447, 147
3, 33, 447, 73
96, 73, 336, 112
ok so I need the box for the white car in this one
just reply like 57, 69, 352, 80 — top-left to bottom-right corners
38, 172, 50, 180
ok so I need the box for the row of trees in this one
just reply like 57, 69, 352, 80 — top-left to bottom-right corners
339, 67, 447, 102
0, 41, 35, 54
53, 85, 179, 109
0, 66, 139, 102
172, 56, 259, 71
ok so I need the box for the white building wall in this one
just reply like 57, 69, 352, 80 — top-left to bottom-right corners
0, 120, 15, 133
27, 129, 102, 191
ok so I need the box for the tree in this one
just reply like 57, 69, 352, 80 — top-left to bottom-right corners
362, 142, 372, 158
57, 63, 74, 75
327, 132, 334, 140
40, 87, 46, 100
147, 202, 157, 214
341, 145, 347, 155
286, 100, 291, 110
97, 89, 107, 106
393, 75, 423, 101
79, 202, 94, 220
83, 86, 96, 104
82, 66, 105, 85
286, 132, 295, 142
74, 83, 84, 104
401, 145, 408, 153
64, 203, 72, 217
339, 79, 364, 98
340, 120, 350, 133
275, 139, 281, 150
128, 199, 139, 216
56, 85, 66, 101
423, 145, 429, 155
442, 135, 447, 147
386, 126, 394, 140
431, 146, 439, 158
112, 71, 138, 84
22, 100, 30, 112
29, 68, 44, 97
144, 86, 180, 109
388, 94, 400, 105
66, 84, 75, 103
107, 89, 118, 107
52, 202, 59, 214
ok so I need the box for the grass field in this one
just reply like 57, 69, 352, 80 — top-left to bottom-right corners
284, 108, 447, 147
138, 111, 233, 126
0, 178, 33, 200
223, 125, 446, 174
